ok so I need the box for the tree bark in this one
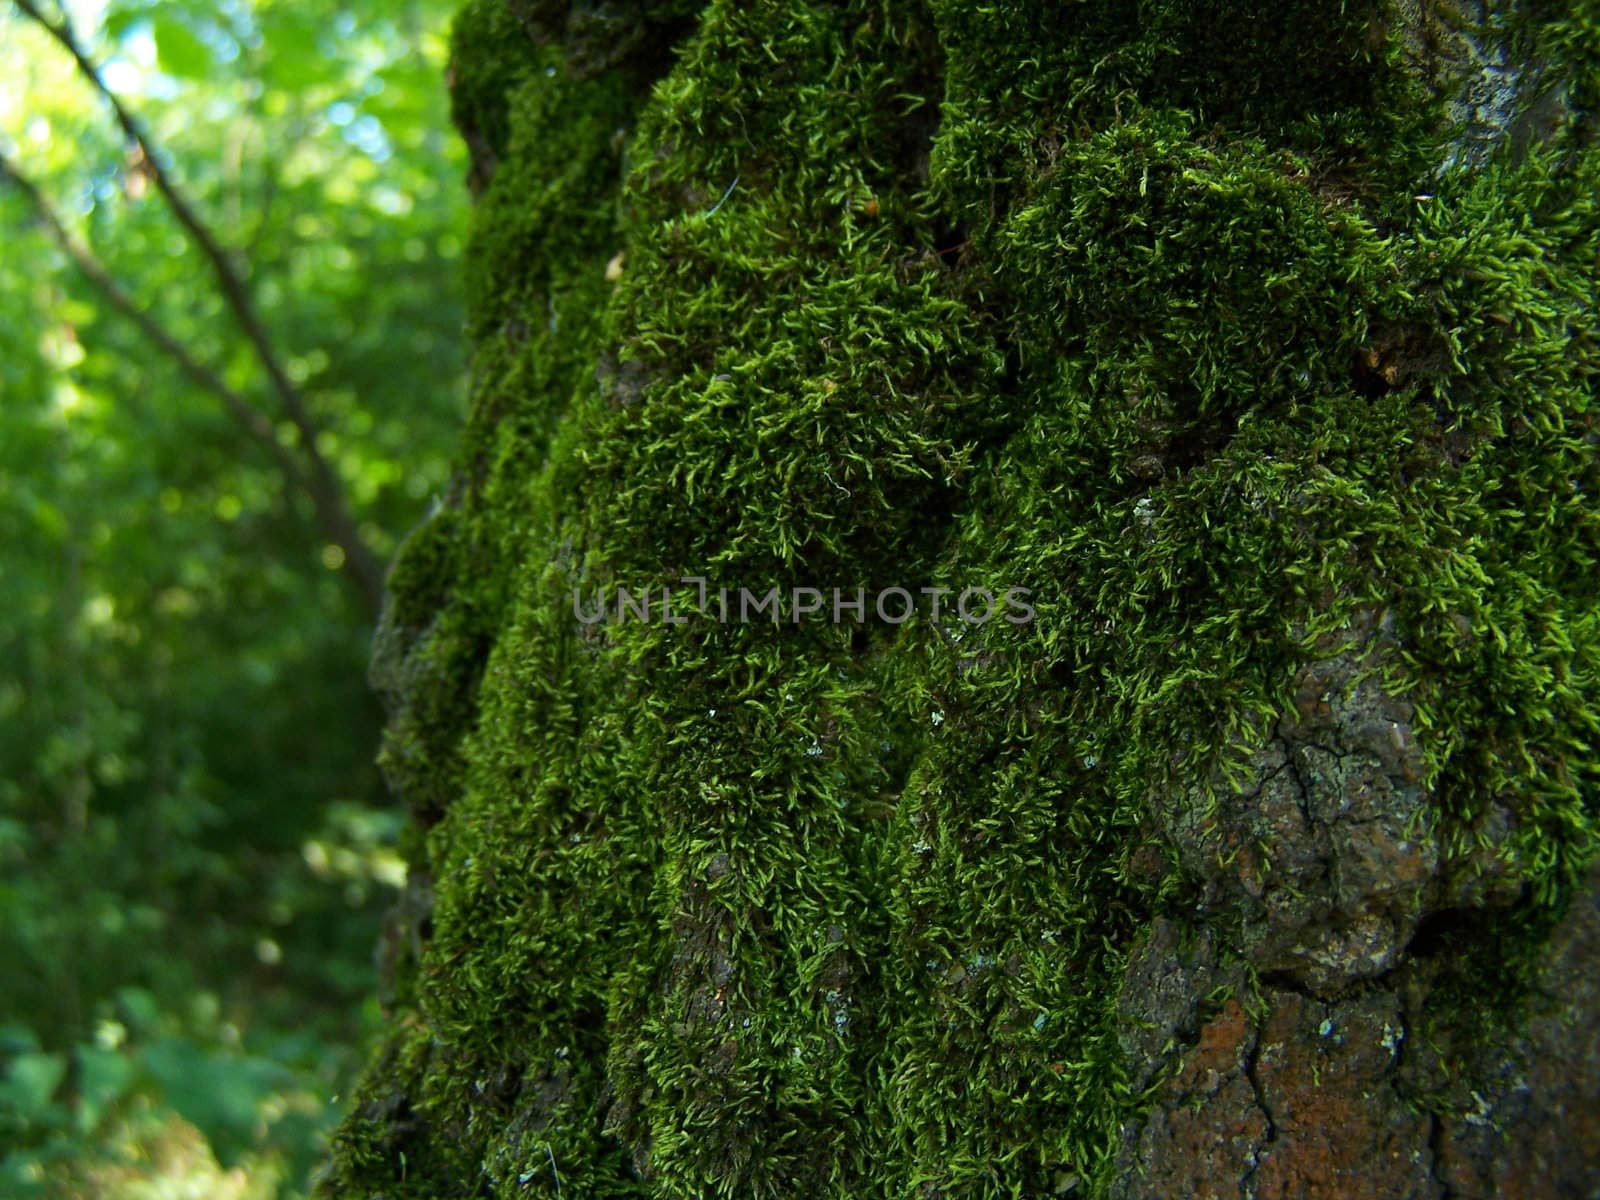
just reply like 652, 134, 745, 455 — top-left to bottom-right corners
325, 2, 1600, 1196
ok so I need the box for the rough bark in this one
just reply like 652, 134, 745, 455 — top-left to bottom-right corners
323, 2, 1600, 1196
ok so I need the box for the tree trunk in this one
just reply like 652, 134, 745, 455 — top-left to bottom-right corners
324, 2, 1600, 1196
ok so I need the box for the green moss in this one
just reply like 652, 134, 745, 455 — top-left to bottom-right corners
325, 1, 1600, 1196
445, 0, 540, 192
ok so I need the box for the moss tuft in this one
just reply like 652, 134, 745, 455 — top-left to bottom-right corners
324, 2, 1600, 1196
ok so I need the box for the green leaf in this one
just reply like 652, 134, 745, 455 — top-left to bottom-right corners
103, 8, 147, 44
153, 17, 212, 79
73, 1044, 136, 1133
114, 986, 162, 1033
0, 1052, 67, 1119
138, 1038, 292, 1166
257, 11, 336, 89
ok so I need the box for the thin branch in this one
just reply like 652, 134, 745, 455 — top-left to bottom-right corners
1, 154, 297, 473
11, 0, 386, 617
0, 153, 382, 617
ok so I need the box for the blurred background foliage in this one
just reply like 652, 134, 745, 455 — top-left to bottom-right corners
0, 0, 467, 1193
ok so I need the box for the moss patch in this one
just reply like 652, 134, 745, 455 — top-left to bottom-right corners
325, 1, 1599, 1196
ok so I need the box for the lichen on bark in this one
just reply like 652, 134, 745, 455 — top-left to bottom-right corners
323, 2, 1600, 1196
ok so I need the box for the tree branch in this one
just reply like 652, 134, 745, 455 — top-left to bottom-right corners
0, 152, 383, 618
0, 155, 297, 473
10, 0, 387, 618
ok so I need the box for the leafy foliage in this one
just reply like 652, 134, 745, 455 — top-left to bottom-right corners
0, 0, 467, 1194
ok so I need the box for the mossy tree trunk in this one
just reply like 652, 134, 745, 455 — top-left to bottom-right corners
324, 2, 1600, 1197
